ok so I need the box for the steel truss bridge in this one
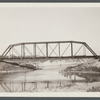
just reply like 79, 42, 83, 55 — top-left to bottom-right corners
1, 41, 98, 59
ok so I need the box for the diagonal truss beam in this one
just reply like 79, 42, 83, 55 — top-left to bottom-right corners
36, 45, 45, 56
84, 43, 97, 56
13, 47, 21, 57
2, 45, 13, 57
49, 44, 58, 56
74, 45, 83, 56
61, 43, 70, 56
24, 45, 33, 56
36, 44, 45, 56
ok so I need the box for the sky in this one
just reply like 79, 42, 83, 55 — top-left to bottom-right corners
0, 5, 100, 55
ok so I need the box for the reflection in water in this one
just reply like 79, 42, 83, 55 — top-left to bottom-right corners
0, 71, 75, 92
61, 70, 100, 82
0, 80, 74, 92
1, 65, 100, 92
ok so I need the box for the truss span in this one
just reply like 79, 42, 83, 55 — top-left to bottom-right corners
1, 41, 97, 59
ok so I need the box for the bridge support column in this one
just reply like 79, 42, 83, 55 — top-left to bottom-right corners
21, 44, 25, 59
59, 43, 60, 58
34, 43, 36, 58
71, 42, 73, 57
46, 43, 48, 58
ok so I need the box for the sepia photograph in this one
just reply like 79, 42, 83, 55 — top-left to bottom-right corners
0, 3, 100, 97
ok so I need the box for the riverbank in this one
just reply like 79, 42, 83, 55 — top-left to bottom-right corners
0, 58, 99, 92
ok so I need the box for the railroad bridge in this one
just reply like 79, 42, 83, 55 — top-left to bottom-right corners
1, 41, 98, 59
